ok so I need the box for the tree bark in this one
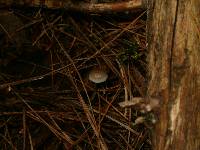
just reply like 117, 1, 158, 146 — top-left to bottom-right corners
147, 0, 200, 150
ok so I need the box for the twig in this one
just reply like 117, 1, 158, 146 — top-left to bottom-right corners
0, 75, 45, 89
116, 60, 130, 116
93, 109, 139, 135
27, 127, 34, 150
22, 109, 26, 150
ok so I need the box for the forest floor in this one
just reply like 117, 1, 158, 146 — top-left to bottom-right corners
0, 2, 153, 149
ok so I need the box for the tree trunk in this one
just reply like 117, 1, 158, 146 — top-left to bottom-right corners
147, 0, 200, 149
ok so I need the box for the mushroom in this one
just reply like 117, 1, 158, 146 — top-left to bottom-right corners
88, 67, 108, 83
145, 98, 160, 112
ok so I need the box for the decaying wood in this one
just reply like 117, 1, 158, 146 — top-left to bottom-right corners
0, 0, 146, 13
147, 0, 200, 149
67, 0, 146, 13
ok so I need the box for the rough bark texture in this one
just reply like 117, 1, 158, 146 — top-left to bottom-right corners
147, 0, 200, 149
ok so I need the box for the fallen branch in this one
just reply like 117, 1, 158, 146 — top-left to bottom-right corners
67, 0, 146, 13
0, 0, 147, 13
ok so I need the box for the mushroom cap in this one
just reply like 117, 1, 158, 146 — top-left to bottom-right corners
88, 68, 108, 83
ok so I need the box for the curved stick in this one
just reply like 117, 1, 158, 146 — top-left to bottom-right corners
0, 0, 146, 13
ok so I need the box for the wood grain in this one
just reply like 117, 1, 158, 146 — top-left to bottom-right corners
147, 0, 200, 149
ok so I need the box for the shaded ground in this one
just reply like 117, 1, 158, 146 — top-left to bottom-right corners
0, 6, 152, 150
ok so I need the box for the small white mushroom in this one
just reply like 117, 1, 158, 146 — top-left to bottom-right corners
145, 98, 160, 112
151, 118, 157, 124
134, 116, 145, 125
145, 104, 152, 112
89, 68, 108, 83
